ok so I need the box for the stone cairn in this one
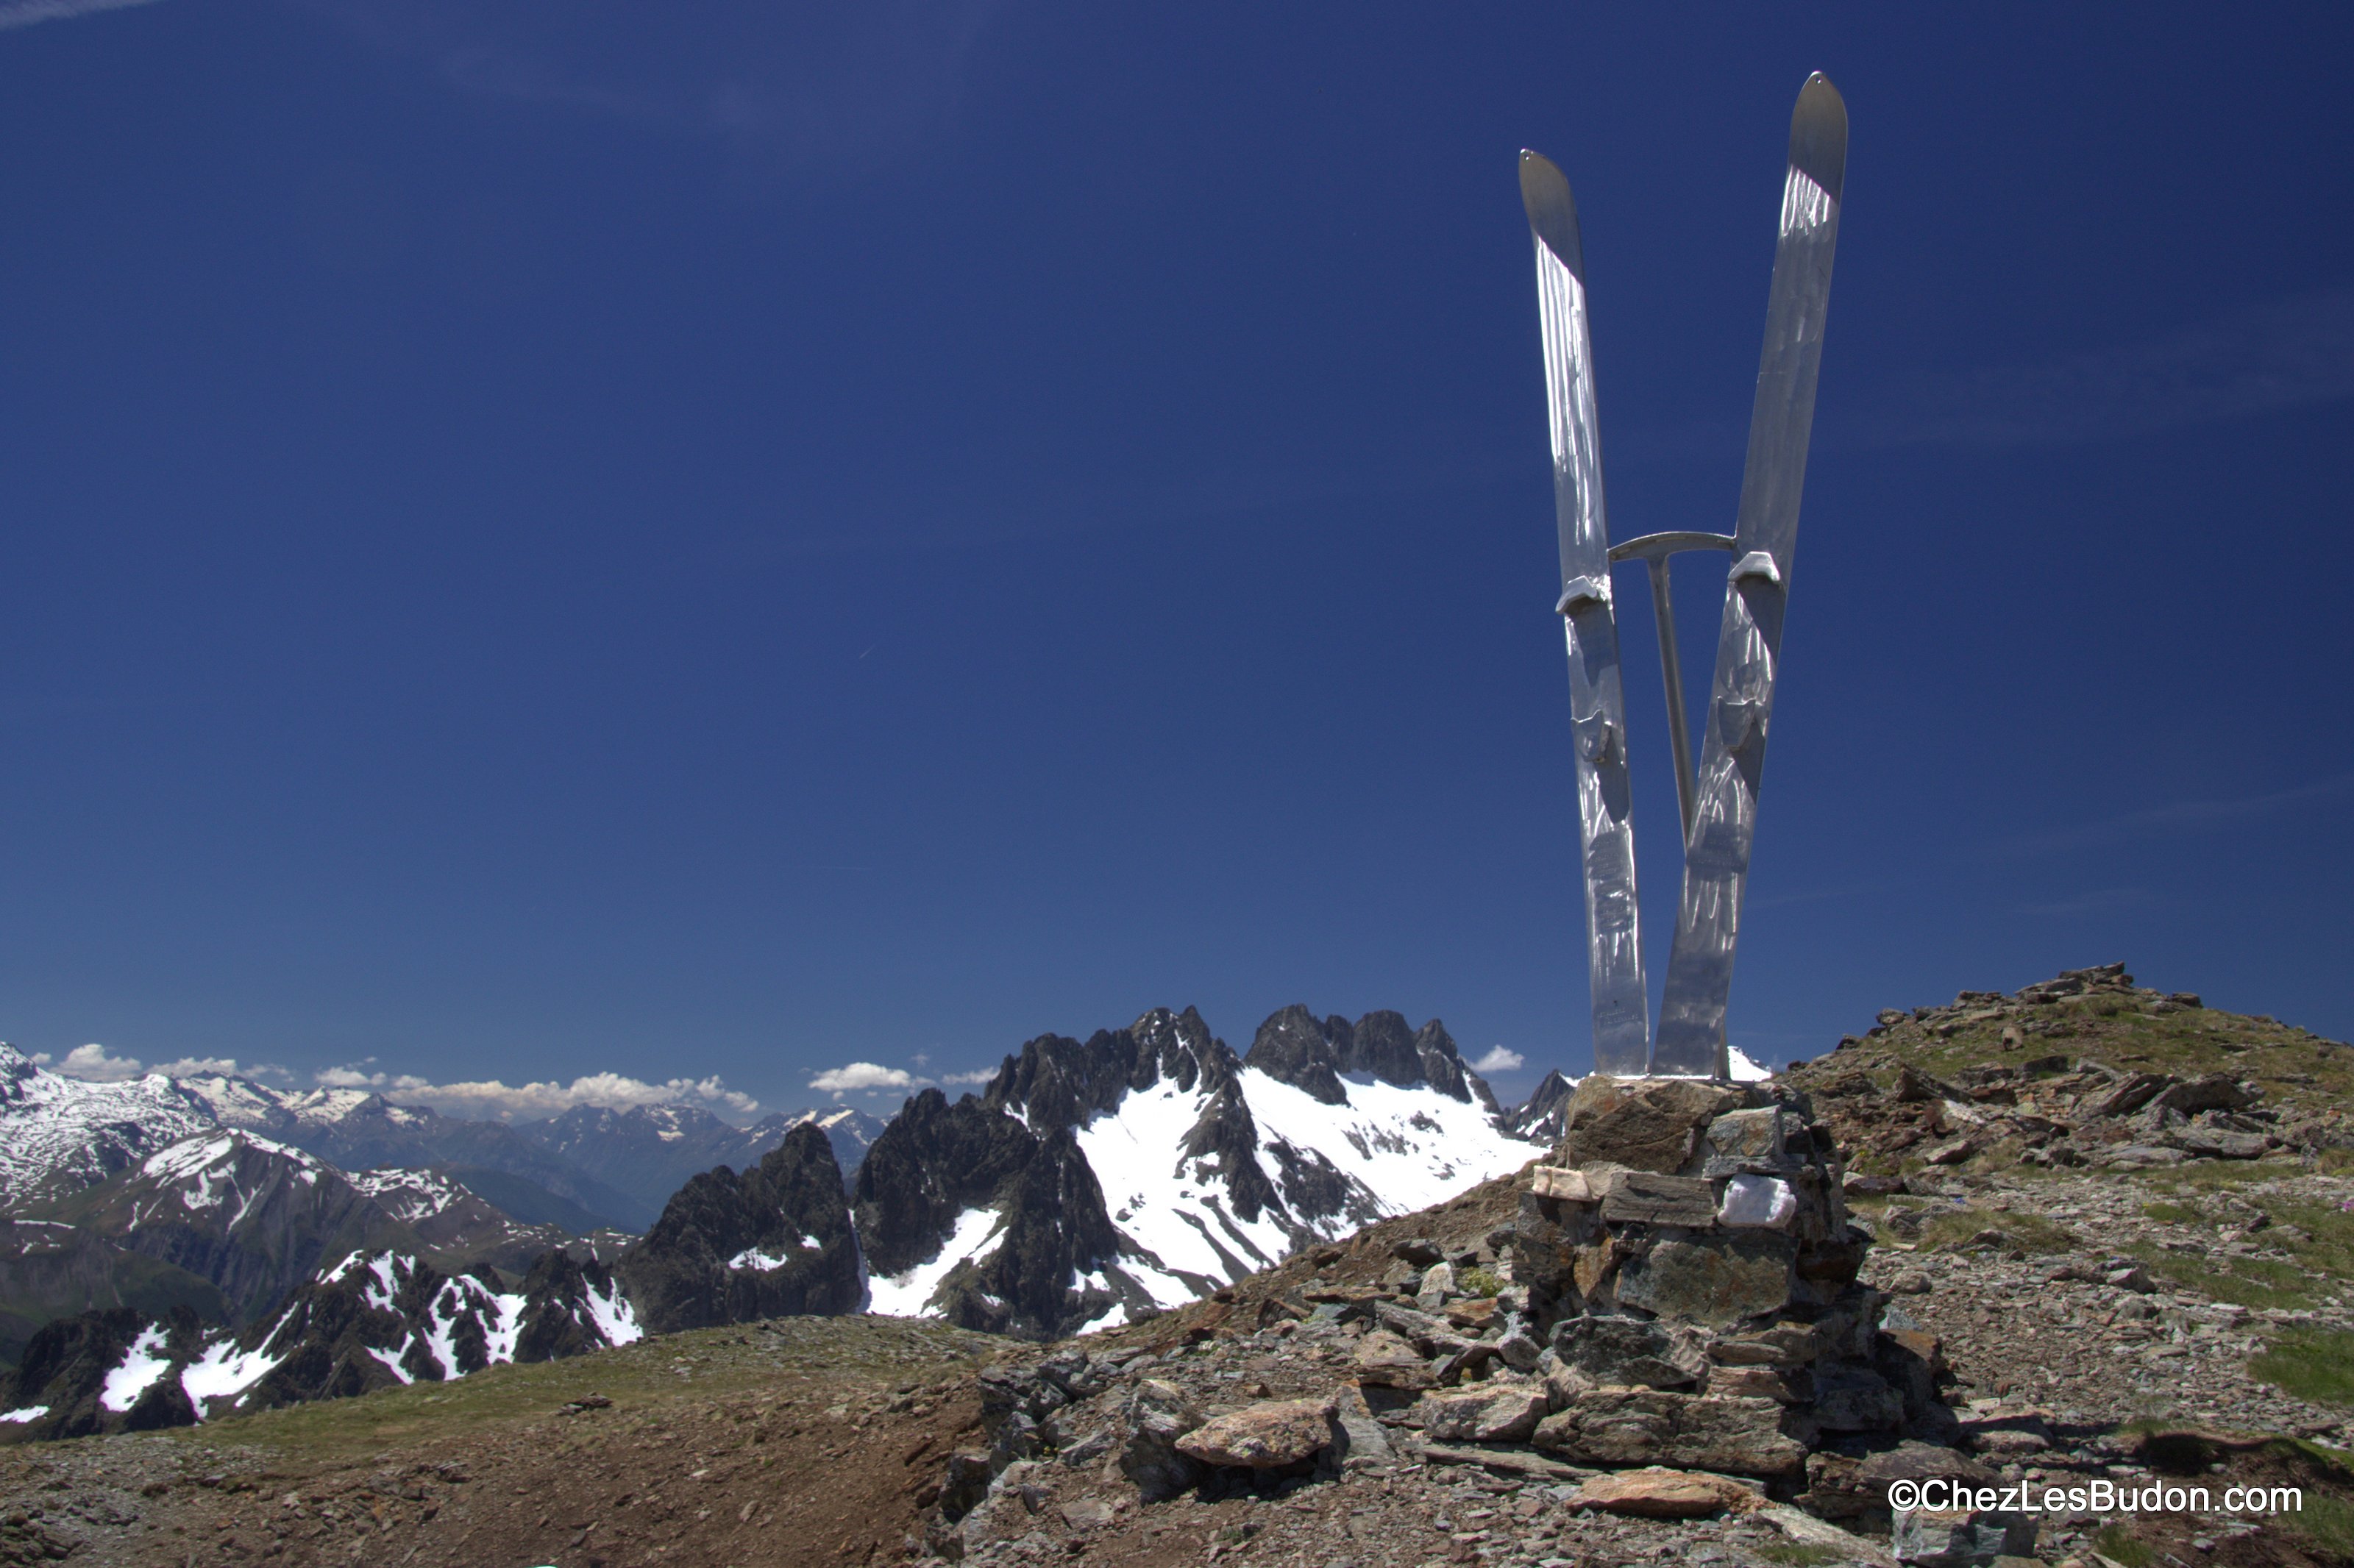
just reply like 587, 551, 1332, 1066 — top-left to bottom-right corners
1472, 1075, 1960, 1500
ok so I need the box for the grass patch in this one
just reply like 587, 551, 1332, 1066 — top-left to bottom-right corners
1915, 1206, 2078, 1254
2140, 1200, 2202, 1225
152, 1316, 1000, 1462
2250, 1328, 2354, 1408
2289, 1494, 2354, 1560
2091, 1523, 2154, 1567
2132, 1244, 2312, 1309
1754, 1545, 1843, 1568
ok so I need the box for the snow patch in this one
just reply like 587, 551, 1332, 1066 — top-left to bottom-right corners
178, 1340, 282, 1413
0, 1407, 46, 1424
867, 1206, 1003, 1317
583, 1276, 641, 1347
99, 1325, 172, 1413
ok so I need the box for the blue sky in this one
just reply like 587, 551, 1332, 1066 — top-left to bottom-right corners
0, 1, 2347, 1121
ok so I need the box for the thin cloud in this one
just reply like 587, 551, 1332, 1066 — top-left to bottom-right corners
290, 0, 1003, 177
1472, 1045, 1526, 1074
2003, 773, 2354, 856
2021, 887, 2156, 919
0, 0, 163, 33
1849, 286, 2354, 449
938, 1068, 998, 1086
316, 1065, 760, 1120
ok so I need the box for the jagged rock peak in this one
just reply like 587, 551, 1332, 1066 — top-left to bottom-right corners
1242, 1006, 1493, 1110
617, 1121, 864, 1334
1507, 1069, 1578, 1141
980, 1007, 1237, 1131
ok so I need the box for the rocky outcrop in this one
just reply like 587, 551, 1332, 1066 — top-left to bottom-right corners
617, 1123, 864, 1333
1786, 965, 2346, 1177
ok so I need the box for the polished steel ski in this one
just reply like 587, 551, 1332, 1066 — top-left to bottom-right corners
1651, 74, 1849, 1076
1521, 151, 1650, 1077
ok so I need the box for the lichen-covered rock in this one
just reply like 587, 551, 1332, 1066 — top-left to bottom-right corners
1415, 1381, 1546, 1442
1891, 1507, 2037, 1567
1549, 1315, 1696, 1390
1533, 1389, 1807, 1479
1174, 1397, 1337, 1469
1616, 1232, 1795, 1327
1571, 1466, 1761, 1519
1556, 1077, 1747, 1173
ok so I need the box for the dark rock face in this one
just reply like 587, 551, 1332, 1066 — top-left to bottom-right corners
1240, 1008, 1498, 1111
854, 1090, 1128, 1339
1245, 1008, 1348, 1105
854, 1089, 1042, 1280
1507, 1071, 1577, 1142
0, 1243, 643, 1441
932, 1131, 1121, 1339
0, 1305, 205, 1441
619, 1123, 865, 1333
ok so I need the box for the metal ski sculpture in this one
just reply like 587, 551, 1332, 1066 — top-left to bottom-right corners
1522, 73, 1847, 1080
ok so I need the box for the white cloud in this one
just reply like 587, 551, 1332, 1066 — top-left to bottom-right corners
938, 1069, 998, 1086
154, 1057, 292, 1082
54, 1043, 146, 1082
313, 1066, 760, 1120
0, 0, 163, 34
807, 1062, 917, 1095
1472, 1045, 1526, 1074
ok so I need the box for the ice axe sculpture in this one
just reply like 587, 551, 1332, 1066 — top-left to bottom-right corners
1522, 74, 1846, 1080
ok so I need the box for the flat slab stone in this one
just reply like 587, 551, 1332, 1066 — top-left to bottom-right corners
1416, 1382, 1548, 1443
1533, 1389, 1807, 1479
1571, 1466, 1763, 1519
1599, 1171, 1718, 1227
1616, 1231, 1795, 1327
1560, 1077, 1748, 1173
1174, 1397, 1337, 1469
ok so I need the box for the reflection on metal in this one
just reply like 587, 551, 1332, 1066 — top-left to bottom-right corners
1524, 73, 1848, 1081
1521, 149, 1650, 1078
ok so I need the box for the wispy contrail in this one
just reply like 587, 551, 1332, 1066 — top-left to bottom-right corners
0, 0, 163, 32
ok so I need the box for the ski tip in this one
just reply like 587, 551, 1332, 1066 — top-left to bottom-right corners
1518, 150, 1585, 282
1790, 73, 1848, 202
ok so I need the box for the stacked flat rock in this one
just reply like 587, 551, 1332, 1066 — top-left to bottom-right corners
1494, 1075, 1956, 1488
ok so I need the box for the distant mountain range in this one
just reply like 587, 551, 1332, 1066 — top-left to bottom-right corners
0, 1044, 883, 1235
0, 1007, 1562, 1439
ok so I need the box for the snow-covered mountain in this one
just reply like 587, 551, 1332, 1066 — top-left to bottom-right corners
850, 1005, 1542, 1339
0, 1245, 639, 1440
0, 1045, 218, 1210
